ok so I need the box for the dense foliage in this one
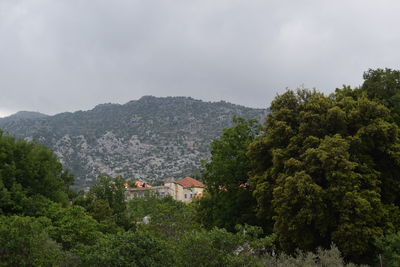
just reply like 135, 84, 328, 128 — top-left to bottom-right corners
74, 175, 131, 230
248, 87, 400, 262
3, 68, 400, 266
197, 68, 400, 265
0, 131, 73, 215
0, 215, 65, 266
197, 117, 261, 231
0, 136, 275, 266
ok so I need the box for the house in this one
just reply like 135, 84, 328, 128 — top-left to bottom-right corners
125, 177, 205, 203
165, 177, 205, 203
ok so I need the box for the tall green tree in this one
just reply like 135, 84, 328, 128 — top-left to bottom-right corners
248, 88, 400, 263
359, 68, 400, 207
377, 232, 400, 266
75, 175, 131, 229
0, 131, 73, 215
361, 68, 400, 123
197, 117, 261, 231
43, 203, 104, 251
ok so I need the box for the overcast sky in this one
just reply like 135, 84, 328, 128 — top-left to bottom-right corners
1, 0, 400, 117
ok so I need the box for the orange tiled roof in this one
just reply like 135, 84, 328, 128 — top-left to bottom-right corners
177, 177, 205, 188
135, 181, 152, 188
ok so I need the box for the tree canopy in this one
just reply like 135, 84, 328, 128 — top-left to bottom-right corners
248, 84, 400, 262
197, 117, 261, 231
0, 131, 73, 215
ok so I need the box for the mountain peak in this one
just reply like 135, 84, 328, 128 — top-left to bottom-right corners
0, 111, 48, 123
139, 95, 156, 100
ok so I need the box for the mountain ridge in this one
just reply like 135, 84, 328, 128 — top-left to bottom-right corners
0, 96, 268, 188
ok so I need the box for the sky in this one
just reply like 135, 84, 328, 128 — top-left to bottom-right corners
1, 0, 400, 117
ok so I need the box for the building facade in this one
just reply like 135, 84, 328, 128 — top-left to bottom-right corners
125, 177, 205, 203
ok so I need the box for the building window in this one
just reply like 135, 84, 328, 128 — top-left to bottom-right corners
185, 194, 187, 199
190, 194, 193, 198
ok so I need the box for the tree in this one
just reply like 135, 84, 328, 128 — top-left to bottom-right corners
174, 226, 273, 267
0, 215, 65, 266
43, 204, 104, 251
81, 230, 173, 267
197, 117, 261, 231
0, 131, 73, 215
361, 68, 400, 123
248, 88, 400, 263
377, 232, 400, 266
76, 175, 131, 229
129, 195, 200, 239
360, 68, 400, 207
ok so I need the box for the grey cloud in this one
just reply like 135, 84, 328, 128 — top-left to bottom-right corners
1, 0, 400, 116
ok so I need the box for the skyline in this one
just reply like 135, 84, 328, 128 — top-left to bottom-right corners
0, 95, 269, 118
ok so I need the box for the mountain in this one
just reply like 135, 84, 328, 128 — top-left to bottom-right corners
0, 96, 268, 189
0, 111, 48, 124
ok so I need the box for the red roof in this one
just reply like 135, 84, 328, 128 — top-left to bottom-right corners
135, 181, 152, 188
177, 177, 205, 188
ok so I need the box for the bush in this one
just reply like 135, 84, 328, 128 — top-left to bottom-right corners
80, 230, 173, 267
262, 245, 366, 267
377, 233, 400, 266
0, 215, 65, 266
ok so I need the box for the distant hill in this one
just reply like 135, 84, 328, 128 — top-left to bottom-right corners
0, 111, 48, 124
0, 96, 268, 188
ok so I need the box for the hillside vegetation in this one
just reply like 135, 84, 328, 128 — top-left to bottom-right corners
0, 96, 267, 188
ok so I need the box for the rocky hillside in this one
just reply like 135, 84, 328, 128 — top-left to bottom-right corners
0, 96, 267, 188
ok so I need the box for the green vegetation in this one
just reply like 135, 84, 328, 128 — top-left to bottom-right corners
2, 68, 400, 265
0, 128, 352, 266
198, 68, 400, 265
0, 130, 73, 215
74, 175, 131, 230
248, 89, 396, 263
197, 117, 261, 231
0, 215, 65, 266
245, 70, 400, 264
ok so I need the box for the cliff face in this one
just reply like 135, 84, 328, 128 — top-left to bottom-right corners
0, 96, 267, 188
